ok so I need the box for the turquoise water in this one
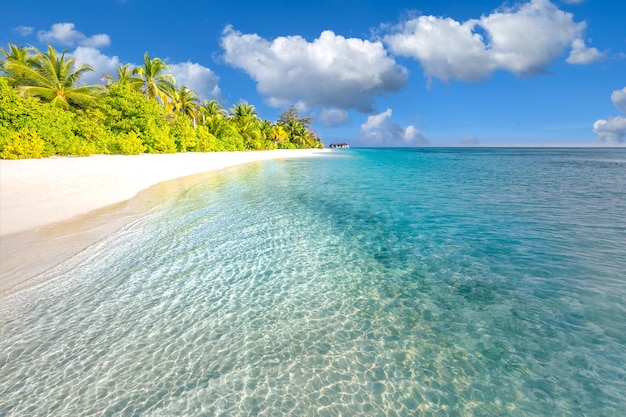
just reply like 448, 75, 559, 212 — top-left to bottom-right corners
1, 148, 625, 416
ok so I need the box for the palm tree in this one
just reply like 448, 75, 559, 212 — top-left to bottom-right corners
278, 106, 319, 147
228, 101, 262, 149
233, 117, 263, 149
200, 99, 227, 121
230, 101, 257, 120
0, 43, 36, 85
3, 45, 102, 109
102, 64, 142, 91
170, 85, 201, 127
259, 120, 273, 142
281, 118, 307, 146
279, 105, 311, 129
204, 113, 241, 144
270, 124, 289, 146
133, 52, 176, 106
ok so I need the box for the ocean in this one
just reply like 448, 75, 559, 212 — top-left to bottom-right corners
1, 148, 625, 416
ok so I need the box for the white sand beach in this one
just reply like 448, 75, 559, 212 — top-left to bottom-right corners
0, 149, 328, 296
0, 149, 327, 236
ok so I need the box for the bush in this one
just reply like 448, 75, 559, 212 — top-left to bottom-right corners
73, 108, 117, 155
0, 79, 79, 156
98, 84, 173, 153
110, 131, 146, 155
194, 126, 219, 152
170, 113, 197, 152
0, 127, 45, 159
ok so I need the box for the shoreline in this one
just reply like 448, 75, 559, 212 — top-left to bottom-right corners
0, 149, 329, 298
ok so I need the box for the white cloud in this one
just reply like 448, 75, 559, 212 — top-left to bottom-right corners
611, 87, 626, 114
221, 26, 408, 112
38, 23, 110, 48
80, 34, 111, 49
593, 87, 626, 144
360, 108, 427, 145
384, 0, 595, 82
562, 0, 586, 4
402, 125, 426, 144
362, 108, 393, 131
566, 38, 604, 64
70, 46, 120, 85
14, 26, 34, 36
169, 62, 221, 101
318, 108, 349, 126
593, 117, 626, 144
384, 16, 492, 82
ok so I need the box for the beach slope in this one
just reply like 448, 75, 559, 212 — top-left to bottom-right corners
0, 149, 327, 296
0, 150, 326, 236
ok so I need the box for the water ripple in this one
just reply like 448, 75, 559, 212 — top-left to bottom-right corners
1, 149, 625, 416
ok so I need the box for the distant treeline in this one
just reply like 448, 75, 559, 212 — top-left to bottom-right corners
0, 44, 323, 159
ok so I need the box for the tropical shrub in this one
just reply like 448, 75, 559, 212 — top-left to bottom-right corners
1, 45, 325, 159
98, 84, 174, 153
0, 127, 45, 159
170, 113, 197, 152
194, 126, 220, 152
111, 131, 146, 155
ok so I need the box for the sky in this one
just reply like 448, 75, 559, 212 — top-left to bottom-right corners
1, 0, 625, 147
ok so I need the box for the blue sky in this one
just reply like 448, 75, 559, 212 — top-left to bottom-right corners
2, 0, 625, 146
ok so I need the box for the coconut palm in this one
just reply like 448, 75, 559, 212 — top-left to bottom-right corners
3, 45, 101, 109
230, 101, 257, 120
281, 118, 307, 145
169, 85, 201, 127
200, 99, 228, 121
259, 120, 273, 142
102, 64, 142, 90
0, 43, 36, 85
133, 52, 176, 105
205, 114, 235, 138
278, 105, 311, 128
233, 117, 263, 149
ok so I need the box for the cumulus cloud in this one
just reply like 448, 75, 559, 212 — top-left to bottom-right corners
169, 62, 221, 101
402, 125, 426, 143
360, 108, 427, 145
318, 108, 349, 126
611, 87, 626, 114
38, 23, 110, 48
567, 39, 604, 64
14, 26, 34, 36
221, 26, 408, 113
593, 87, 626, 144
70, 46, 120, 85
384, 0, 600, 82
384, 16, 492, 82
593, 117, 626, 144
362, 109, 393, 131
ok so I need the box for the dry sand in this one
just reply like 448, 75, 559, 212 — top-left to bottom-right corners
0, 149, 328, 297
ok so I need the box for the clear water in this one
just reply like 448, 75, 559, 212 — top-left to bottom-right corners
1, 148, 625, 416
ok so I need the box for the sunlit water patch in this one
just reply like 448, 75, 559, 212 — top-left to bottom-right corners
1, 148, 625, 416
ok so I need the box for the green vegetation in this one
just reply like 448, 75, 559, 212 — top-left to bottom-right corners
0, 43, 323, 159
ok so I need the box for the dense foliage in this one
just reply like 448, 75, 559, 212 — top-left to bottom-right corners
0, 44, 323, 159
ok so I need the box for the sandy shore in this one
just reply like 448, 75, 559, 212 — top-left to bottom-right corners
0, 149, 327, 236
0, 149, 328, 297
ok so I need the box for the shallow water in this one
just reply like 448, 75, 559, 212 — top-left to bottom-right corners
1, 148, 625, 416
